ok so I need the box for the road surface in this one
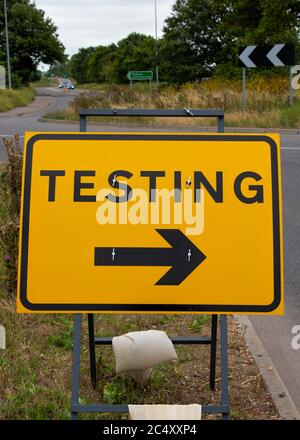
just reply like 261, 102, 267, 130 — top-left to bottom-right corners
0, 87, 299, 413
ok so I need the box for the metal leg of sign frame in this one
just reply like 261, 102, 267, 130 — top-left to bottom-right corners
78, 108, 225, 133
71, 314, 229, 420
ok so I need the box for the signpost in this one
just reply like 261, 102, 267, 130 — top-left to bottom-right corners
17, 111, 284, 420
127, 71, 153, 98
239, 43, 295, 109
18, 132, 283, 315
127, 71, 153, 81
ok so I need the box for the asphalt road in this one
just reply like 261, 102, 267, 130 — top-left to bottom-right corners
250, 145, 300, 411
0, 87, 299, 413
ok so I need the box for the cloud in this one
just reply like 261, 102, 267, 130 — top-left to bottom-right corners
35, 0, 175, 55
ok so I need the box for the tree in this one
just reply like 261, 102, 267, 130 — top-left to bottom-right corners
161, 0, 224, 84
214, 0, 300, 78
0, 0, 65, 86
161, 0, 300, 83
47, 57, 71, 78
87, 44, 117, 83
70, 47, 96, 84
223, 0, 300, 45
113, 33, 156, 83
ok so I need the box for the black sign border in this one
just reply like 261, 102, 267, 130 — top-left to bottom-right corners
19, 133, 282, 313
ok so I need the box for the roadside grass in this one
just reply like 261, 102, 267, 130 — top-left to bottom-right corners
280, 100, 300, 127
48, 316, 74, 350
43, 78, 300, 128
0, 88, 35, 113
190, 315, 211, 332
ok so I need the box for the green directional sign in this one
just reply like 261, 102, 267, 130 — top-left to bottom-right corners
127, 71, 153, 81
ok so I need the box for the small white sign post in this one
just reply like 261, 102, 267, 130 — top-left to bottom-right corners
0, 66, 6, 89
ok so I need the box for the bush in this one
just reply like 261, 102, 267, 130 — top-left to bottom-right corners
0, 135, 23, 295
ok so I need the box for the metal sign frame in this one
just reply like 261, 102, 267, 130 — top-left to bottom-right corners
70, 108, 230, 420
72, 313, 229, 419
79, 107, 225, 132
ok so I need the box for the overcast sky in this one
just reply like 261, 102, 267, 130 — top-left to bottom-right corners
35, 0, 175, 56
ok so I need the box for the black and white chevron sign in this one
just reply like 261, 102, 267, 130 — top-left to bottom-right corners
239, 44, 294, 68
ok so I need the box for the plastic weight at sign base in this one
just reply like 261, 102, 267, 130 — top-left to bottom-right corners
17, 132, 284, 314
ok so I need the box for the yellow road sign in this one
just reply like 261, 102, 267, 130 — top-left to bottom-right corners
17, 132, 284, 314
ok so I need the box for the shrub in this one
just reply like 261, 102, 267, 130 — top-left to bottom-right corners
0, 135, 23, 295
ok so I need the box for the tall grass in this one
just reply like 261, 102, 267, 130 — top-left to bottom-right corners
0, 87, 35, 112
45, 77, 300, 128
74, 77, 293, 110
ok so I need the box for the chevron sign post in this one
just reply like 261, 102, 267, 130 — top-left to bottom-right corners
238, 44, 295, 110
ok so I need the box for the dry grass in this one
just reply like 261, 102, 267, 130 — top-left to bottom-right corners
45, 77, 300, 128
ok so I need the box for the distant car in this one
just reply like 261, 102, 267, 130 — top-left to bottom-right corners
58, 83, 63, 88
67, 83, 75, 90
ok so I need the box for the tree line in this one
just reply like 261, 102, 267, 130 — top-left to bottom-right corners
49, 0, 300, 85
0, 0, 299, 87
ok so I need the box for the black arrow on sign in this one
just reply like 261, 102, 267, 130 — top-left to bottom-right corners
94, 229, 206, 285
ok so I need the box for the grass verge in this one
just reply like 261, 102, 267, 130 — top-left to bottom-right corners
0, 88, 36, 113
